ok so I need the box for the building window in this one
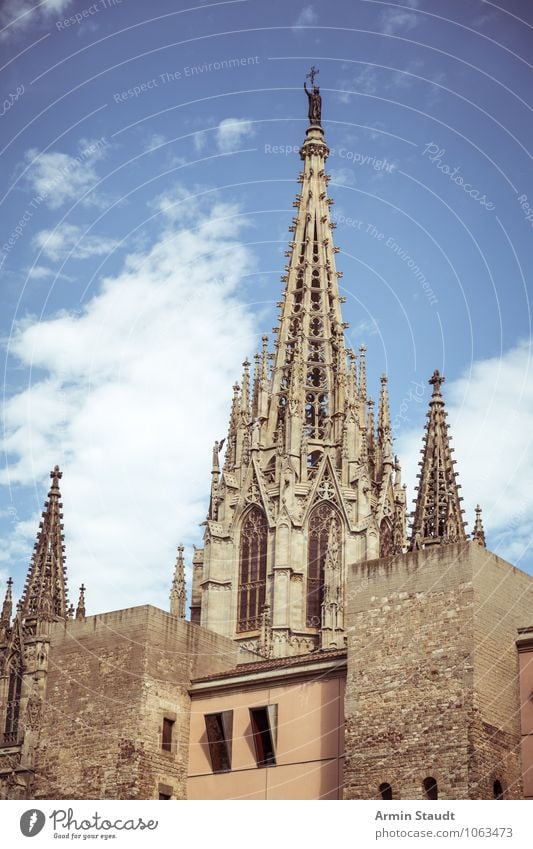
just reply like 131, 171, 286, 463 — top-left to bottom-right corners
249, 706, 277, 767
307, 502, 337, 627
162, 718, 174, 753
158, 783, 173, 799
4, 659, 23, 744
379, 782, 393, 800
205, 711, 233, 773
423, 776, 438, 800
493, 780, 504, 799
158, 793, 171, 800
237, 507, 268, 633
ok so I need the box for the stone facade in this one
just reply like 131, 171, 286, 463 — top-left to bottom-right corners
1, 606, 244, 799
344, 542, 533, 800
1, 80, 532, 801
517, 626, 533, 799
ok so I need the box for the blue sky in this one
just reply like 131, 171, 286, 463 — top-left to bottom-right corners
1, 0, 532, 614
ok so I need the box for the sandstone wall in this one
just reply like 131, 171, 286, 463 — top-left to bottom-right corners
32, 606, 240, 799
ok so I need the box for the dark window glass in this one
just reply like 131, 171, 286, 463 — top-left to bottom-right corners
250, 706, 276, 767
205, 711, 233, 773
158, 793, 171, 800
423, 776, 438, 800
162, 718, 174, 752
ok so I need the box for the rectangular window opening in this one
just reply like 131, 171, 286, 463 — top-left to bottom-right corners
205, 710, 233, 773
162, 717, 174, 753
249, 705, 277, 767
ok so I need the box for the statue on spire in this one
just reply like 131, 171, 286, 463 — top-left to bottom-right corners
304, 66, 322, 126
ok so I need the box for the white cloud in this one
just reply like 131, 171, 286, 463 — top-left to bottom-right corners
1, 0, 73, 38
329, 167, 357, 188
396, 341, 533, 571
2, 193, 258, 614
292, 5, 317, 29
380, 0, 420, 36
194, 131, 208, 153
26, 265, 56, 280
22, 138, 108, 210
25, 265, 74, 282
216, 118, 255, 153
33, 223, 119, 262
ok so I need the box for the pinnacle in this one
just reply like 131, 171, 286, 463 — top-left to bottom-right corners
19, 465, 70, 621
410, 372, 467, 550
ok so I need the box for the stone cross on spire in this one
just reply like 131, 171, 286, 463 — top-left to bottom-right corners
410, 371, 467, 549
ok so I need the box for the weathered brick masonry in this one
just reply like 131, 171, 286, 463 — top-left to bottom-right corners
344, 543, 533, 800
31, 606, 241, 799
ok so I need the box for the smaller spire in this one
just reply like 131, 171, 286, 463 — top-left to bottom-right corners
378, 375, 391, 434
1, 577, 13, 628
76, 584, 86, 620
224, 381, 241, 470
260, 335, 269, 382
240, 359, 251, 417
20, 464, 69, 621
252, 353, 261, 418
410, 370, 467, 549
472, 505, 486, 547
378, 374, 393, 468
359, 345, 367, 400
367, 398, 375, 469
348, 349, 357, 403
170, 545, 186, 619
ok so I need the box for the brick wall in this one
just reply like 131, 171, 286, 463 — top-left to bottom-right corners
469, 546, 533, 799
343, 543, 533, 800
32, 606, 241, 799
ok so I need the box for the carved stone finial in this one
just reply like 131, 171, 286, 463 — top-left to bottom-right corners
170, 545, 186, 619
1, 577, 13, 628
429, 369, 445, 395
76, 584, 86, 620
472, 504, 486, 548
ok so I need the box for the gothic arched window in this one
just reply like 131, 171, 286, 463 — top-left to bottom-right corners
4, 656, 23, 744
306, 502, 337, 627
237, 507, 268, 633
379, 518, 393, 558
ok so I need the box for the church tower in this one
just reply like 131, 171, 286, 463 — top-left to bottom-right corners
192, 73, 407, 657
0, 466, 80, 798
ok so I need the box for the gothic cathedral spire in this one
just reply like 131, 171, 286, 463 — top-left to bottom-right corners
196, 73, 407, 657
410, 371, 467, 549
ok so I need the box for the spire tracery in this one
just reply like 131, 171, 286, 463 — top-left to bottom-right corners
410, 371, 467, 549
